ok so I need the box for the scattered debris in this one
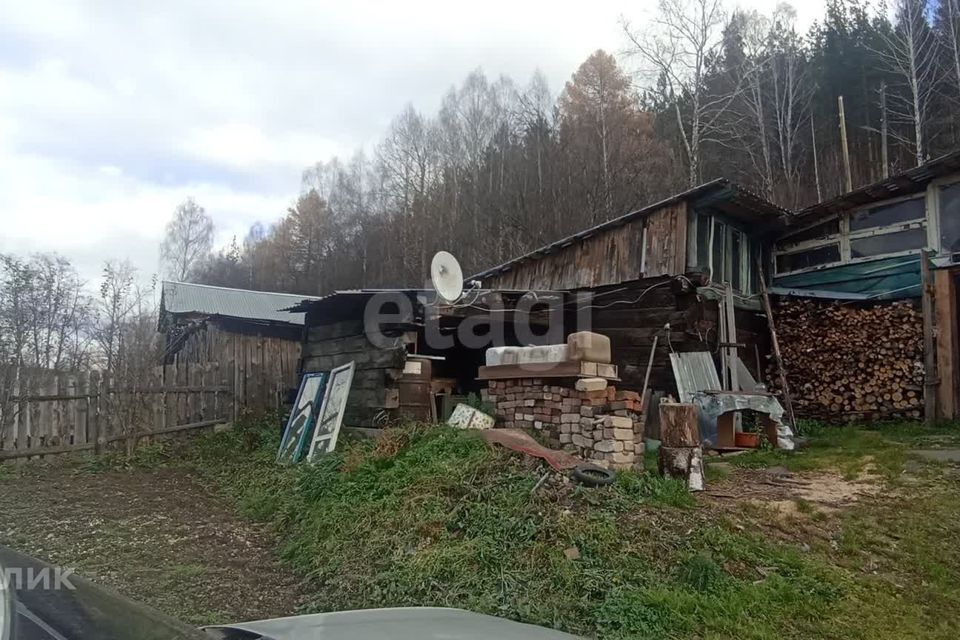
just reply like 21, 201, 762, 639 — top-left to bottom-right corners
563, 546, 581, 561
447, 403, 494, 430
481, 428, 582, 471
570, 464, 615, 487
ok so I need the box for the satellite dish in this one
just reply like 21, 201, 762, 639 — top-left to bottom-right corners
430, 251, 464, 303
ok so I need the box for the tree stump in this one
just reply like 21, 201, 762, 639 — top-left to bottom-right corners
658, 446, 705, 492
659, 402, 699, 447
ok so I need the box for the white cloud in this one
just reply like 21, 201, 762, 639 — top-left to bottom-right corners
0, 0, 824, 288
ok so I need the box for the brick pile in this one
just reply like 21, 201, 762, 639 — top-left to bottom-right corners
481, 378, 645, 470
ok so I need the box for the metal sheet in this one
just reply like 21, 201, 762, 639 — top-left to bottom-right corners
161, 281, 321, 325
669, 352, 722, 403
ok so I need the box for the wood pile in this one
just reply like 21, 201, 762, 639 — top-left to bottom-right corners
769, 298, 924, 420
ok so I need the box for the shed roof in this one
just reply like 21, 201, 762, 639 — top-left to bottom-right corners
798, 149, 960, 220
160, 281, 322, 326
470, 179, 788, 282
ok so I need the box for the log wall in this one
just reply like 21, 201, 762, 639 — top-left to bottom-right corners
300, 320, 411, 427
587, 278, 768, 397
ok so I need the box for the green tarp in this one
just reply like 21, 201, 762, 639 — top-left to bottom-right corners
771, 255, 923, 300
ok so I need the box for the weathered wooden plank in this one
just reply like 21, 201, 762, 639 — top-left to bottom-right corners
302, 348, 406, 373
307, 320, 365, 342
935, 268, 957, 419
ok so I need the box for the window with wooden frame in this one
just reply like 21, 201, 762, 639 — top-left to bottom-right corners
774, 195, 927, 276
686, 212, 755, 293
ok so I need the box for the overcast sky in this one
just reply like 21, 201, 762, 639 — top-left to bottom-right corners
0, 0, 824, 285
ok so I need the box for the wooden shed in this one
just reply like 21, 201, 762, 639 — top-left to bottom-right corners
291, 180, 789, 428
158, 281, 321, 414
769, 149, 960, 421
290, 289, 562, 427
471, 179, 789, 397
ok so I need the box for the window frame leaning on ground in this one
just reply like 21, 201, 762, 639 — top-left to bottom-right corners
307, 361, 356, 461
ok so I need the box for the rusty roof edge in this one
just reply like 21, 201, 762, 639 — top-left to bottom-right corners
471, 179, 787, 281
797, 149, 960, 219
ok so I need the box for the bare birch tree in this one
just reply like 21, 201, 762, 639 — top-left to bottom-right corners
769, 4, 812, 206
160, 198, 214, 281
873, 0, 940, 166
622, 0, 742, 186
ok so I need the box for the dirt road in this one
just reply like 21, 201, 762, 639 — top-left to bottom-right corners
0, 464, 305, 626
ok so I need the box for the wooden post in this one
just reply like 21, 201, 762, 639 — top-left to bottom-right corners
757, 260, 797, 428
839, 95, 853, 192
935, 269, 958, 420
724, 284, 739, 391
640, 334, 659, 412
921, 251, 938, 423
811, 113, 822, 203
880, 82, 889, 180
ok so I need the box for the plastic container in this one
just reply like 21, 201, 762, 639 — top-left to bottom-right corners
734, 432, 760, 448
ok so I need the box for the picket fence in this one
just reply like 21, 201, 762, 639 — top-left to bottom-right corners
0, 363, 234, 462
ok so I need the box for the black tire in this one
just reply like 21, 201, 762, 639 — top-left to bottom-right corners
571, 463, 615, 487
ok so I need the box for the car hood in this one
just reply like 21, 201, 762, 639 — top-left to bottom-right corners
203, 607, 581, 640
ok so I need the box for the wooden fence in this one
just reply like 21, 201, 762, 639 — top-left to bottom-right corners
0, 363, 233, 462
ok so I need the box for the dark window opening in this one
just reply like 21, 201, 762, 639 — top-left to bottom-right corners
850, 227, 926, 258
779, 218, 840, 246
850, 198, 924, 231
775, 244, 840, 272
940, 183, 960, 254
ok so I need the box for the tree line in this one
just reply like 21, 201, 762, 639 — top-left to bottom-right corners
190, 0, 960, 296
5, 0, 960, 377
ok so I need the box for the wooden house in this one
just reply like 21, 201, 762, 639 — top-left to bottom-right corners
471, 179, 789, 395
291, 179, 790, 427
158, 281, 321, 414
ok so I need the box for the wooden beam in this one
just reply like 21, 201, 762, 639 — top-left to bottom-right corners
757, 261, 797, 428
935, 268, 958, 420
921, 252, 939, 423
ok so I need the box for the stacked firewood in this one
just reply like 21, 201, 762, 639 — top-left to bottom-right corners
768, 298, 924, 420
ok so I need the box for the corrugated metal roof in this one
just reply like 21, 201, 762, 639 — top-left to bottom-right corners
797, 149, 960, 220
160, 281, 322, 325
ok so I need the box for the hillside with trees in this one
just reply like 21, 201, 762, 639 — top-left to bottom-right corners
4, 0, 960, 375
189, 0, 960, 296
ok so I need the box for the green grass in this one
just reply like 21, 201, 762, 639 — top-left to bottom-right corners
724, 420, 960, 480
85, 417, 960, 639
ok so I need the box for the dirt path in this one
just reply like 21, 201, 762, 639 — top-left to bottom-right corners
0, 465, 306, 626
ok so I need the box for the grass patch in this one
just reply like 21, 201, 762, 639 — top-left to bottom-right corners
727, 420, 960, 480
85, 416, 960, 639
